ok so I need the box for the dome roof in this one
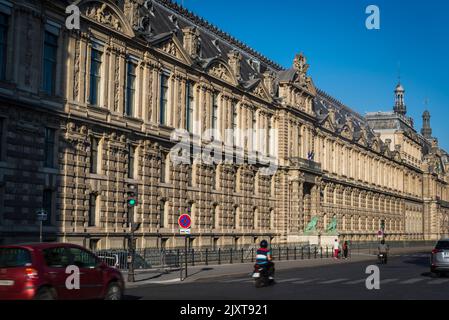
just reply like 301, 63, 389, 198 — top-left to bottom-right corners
395, 83, 405, 92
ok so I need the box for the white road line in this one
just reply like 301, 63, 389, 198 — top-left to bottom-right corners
399, 278, 425, 284
381, 278, 399, 284
428, 279, 449, 285
221, 278, 249, 283
319, 278, 349, 284
276, 278, 302, 283
344, 279, 366, 285
292, 278, 321, 284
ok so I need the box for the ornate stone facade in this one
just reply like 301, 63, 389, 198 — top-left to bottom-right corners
0, 0, 448, 249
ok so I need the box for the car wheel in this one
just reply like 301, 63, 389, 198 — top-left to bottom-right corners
34, 287, 56, 300
104, 282, 122, 300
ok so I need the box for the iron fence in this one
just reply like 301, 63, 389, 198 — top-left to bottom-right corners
94, 240, 435, 271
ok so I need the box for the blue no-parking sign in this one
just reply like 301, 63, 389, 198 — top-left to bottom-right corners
178, 214, 192, 229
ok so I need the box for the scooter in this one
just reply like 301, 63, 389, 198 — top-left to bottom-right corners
252, 264, 274, 288
378, 253, 387, 264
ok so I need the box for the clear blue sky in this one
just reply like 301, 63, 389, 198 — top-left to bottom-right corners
174, 0, 449, 151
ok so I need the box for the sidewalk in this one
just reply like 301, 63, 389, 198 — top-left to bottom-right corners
123, 245, 432, 288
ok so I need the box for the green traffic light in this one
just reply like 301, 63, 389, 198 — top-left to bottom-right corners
129, 199, 136, 206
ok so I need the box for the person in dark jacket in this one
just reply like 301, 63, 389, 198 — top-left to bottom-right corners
255, 240, 275, 279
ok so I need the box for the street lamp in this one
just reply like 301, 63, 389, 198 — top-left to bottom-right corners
36, 209, 48, 242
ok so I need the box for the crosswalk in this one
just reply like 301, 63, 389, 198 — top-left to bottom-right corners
219, 276, 449, 286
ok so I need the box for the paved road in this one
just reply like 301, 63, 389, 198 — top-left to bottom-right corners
125, 251, 449, 300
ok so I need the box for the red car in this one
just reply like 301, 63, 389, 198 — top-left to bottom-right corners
0, 243, 124, 300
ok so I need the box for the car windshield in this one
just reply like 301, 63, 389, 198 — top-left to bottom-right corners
435, 241, 449, 250
0, 248, 32, 268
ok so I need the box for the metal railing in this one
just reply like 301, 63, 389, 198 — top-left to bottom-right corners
94, 240, 435, 271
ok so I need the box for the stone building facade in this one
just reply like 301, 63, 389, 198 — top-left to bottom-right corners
0, 0, 448, 249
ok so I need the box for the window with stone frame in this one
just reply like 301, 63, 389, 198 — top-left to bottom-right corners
185, 81, 194, 133
90, 137, 99, 174
0, 12, 8, 81
159, 73, 169, 125
125, 60, 137, 117
89, 45, 103, 106
42, 25, 59, 95
88, 193, 98, 227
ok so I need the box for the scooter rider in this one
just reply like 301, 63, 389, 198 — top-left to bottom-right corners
378, 239, 389, 263
255, 240, 275, 280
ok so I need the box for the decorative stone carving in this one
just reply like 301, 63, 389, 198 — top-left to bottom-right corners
182, 26, 201, 58
227, 50, 242, 81
208, 63, 232, 83
85, 3, 123, 32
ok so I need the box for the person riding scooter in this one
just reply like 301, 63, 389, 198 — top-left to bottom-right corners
377, 239, 389, 264
255, 240, 275, 280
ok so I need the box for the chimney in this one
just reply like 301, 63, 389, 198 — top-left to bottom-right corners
182, 26, 200, 58
227, 50, 242, 81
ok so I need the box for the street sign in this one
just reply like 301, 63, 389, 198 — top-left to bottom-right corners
377, 230, 384, 238
178, 214, 192, 229
36, 209, 47, 221
180, 228, 191, 235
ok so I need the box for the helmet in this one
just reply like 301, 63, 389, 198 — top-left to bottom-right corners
260, 240, 268, 248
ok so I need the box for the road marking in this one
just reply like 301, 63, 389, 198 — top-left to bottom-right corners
220, 278, 248, 283
428, 279, 449, 285
344, 279, 366, 285
292, 278, 321, 284
381, 278, 399, 284
399, 278, 425, 284
318, 278, 349, 284
276, 278, 302, 283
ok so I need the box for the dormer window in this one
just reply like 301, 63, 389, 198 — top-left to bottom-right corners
212, 39, 221, 52
169, 15, 179, 29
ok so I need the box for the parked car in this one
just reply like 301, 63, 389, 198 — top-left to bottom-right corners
0, 243, 124, 300
430, 238, 449, 276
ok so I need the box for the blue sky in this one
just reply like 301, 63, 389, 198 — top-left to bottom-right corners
174, 0, 449, 151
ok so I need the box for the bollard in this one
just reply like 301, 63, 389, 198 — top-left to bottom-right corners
218, 248, 221, 265
287, 247, 289, 260
241, 248, 244, 263
278, 247, 281, 261
294, 247, 297, 260
314, 247, 317, 259
326, 246, 329, 258
301, 246, 304, 259
205, 248, 208, 266
308, 246, 311, 259
192, 249, 195, 266
230, 248, 233, 264
320, 247, 323, 259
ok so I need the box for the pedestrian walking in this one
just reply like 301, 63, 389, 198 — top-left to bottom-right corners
343, 240, 349, 259
333, 238, 339, 259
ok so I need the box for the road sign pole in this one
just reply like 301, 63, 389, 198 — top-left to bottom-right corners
184, 235, 188, 279
39, 220, 43, 243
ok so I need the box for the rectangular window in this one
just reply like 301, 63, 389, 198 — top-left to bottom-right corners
267, 122, 272, 155
125, 61, 136, 117
186, 81, 194, 132
44, 128, 55, 168
90, 137, 98, 174
159, 202, 165, 228
128, 145, 135, 179
0, 118, 3, 159
211, 93, 218, 134
0, 13, 8, 81
160, 74, 169, 125
232, 103, 237, 146
89, 48, 102, 106
160, 154, 166, 183
42, 31, 58, 95
42, 189, 53, 226
88, 194, 97, 227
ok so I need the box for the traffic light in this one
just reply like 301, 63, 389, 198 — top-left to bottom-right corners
126, 183, 138, 208
380, 219, 385, 231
